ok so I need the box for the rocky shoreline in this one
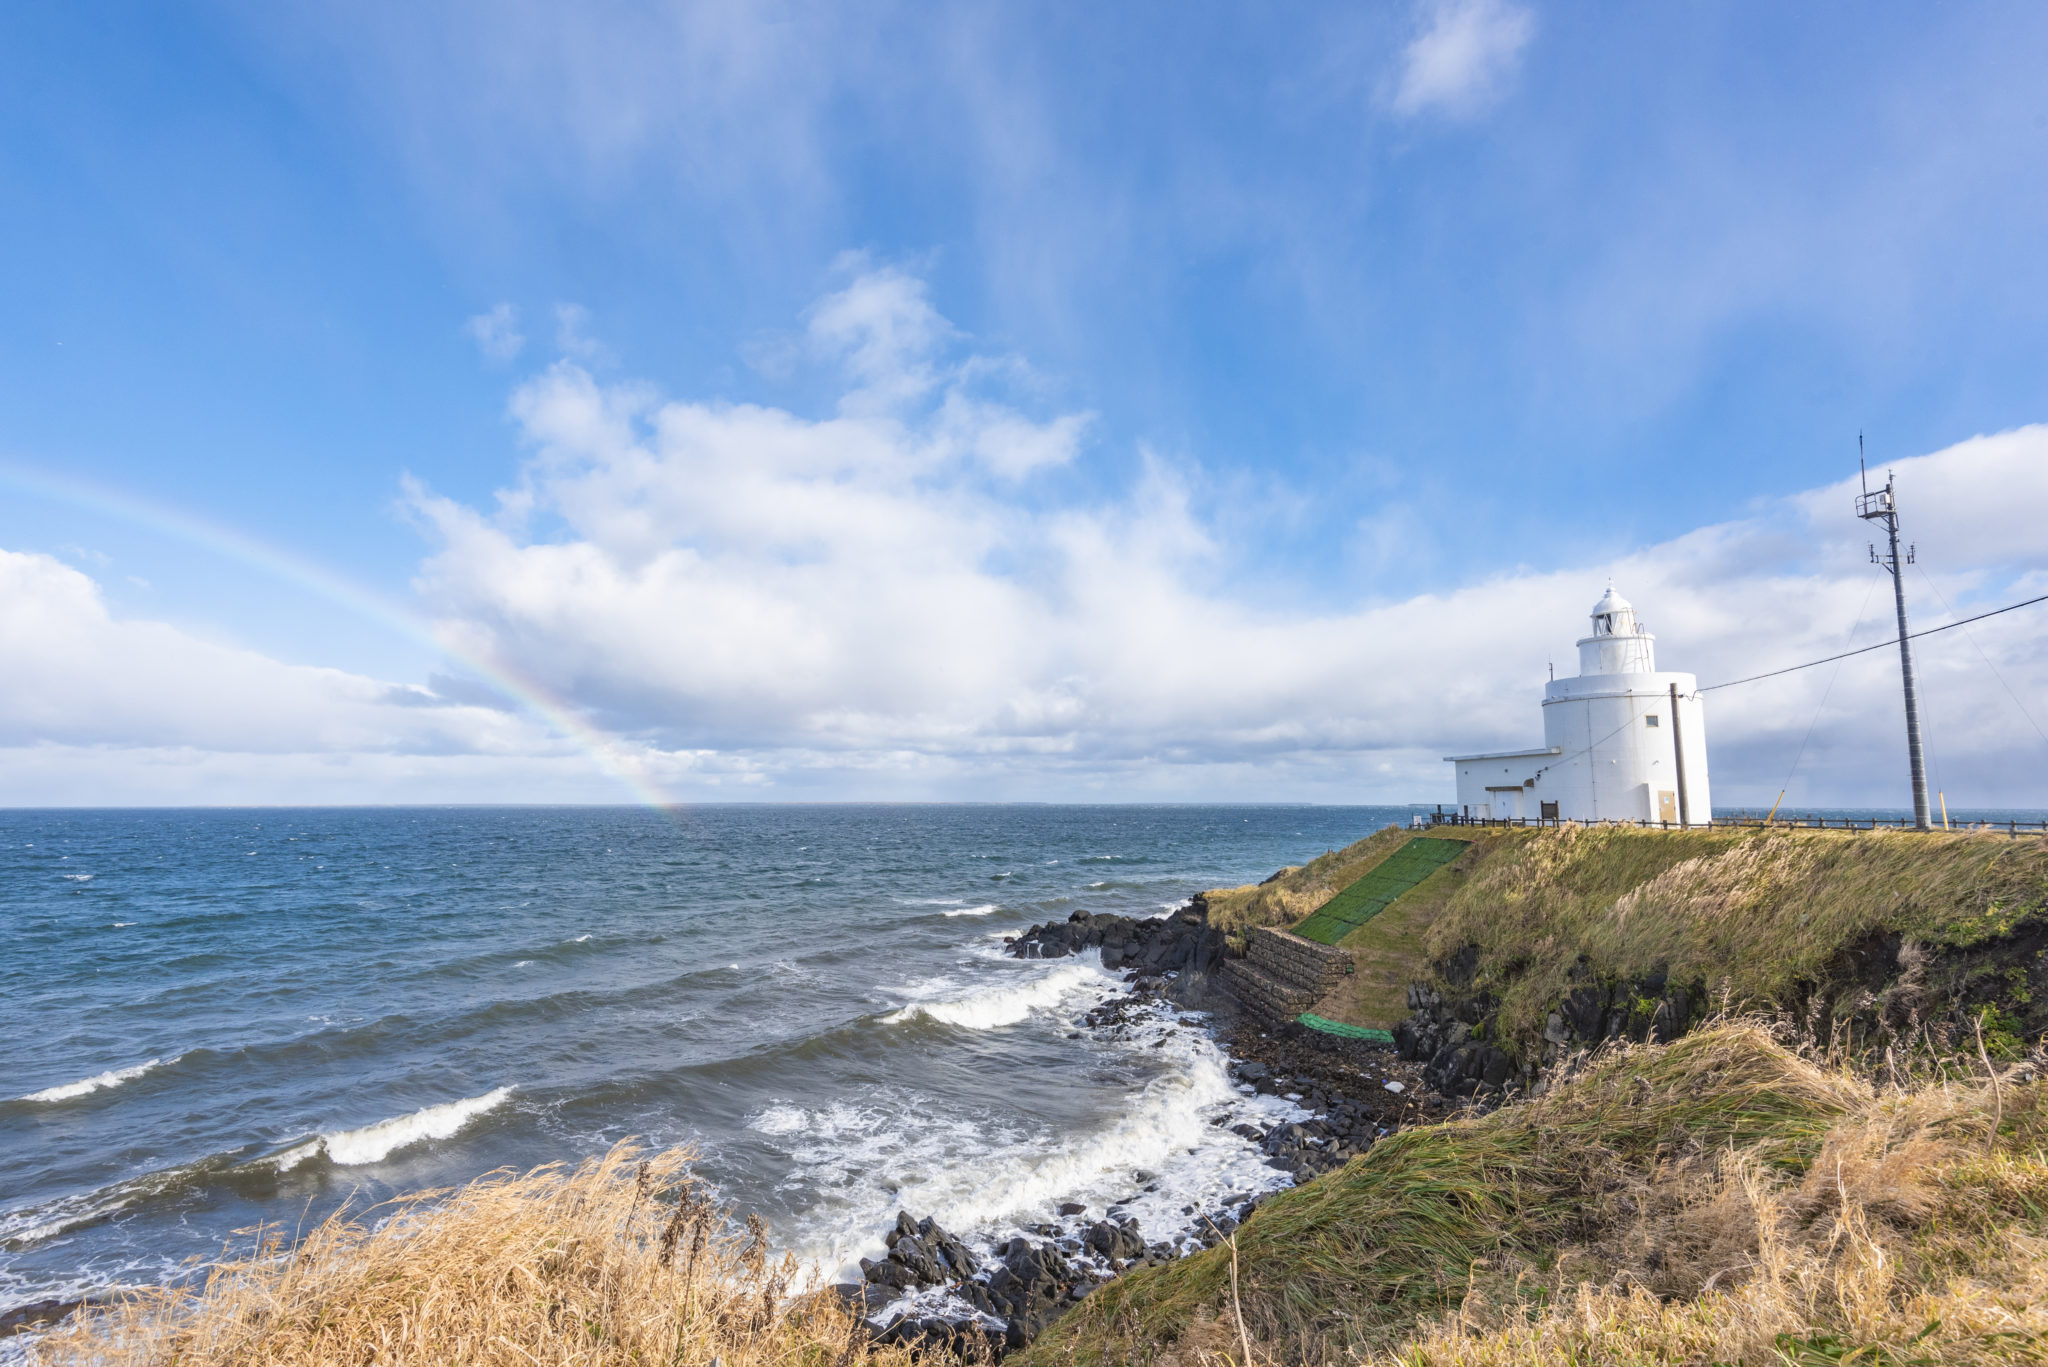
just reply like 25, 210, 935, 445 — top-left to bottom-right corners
840, 901, 1448, 1356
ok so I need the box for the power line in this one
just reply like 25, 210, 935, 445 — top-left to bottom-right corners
1914, 567, 2048, 746
1773, 569, 1883, 805
1698, 592, 2048, 693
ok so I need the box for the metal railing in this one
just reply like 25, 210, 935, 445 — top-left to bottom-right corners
1420, 811, 2047, 836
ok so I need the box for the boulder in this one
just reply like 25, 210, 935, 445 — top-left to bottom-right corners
1083, 1219, 1145, 1261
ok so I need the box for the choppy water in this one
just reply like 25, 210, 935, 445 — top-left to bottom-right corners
0, 804, 1415, 1316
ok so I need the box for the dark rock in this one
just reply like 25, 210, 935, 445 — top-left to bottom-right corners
862, 1256, 913, 1290
1084, 1219, 1145, 1261
1563, 984, 1606, 1038
0, 1298, 89, 1338
879, 1312, 1007, 1357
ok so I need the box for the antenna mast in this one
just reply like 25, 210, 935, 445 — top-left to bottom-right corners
1855, 435, 1931, 830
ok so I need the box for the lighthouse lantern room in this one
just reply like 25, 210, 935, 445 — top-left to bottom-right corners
1446, 586, 1710, 824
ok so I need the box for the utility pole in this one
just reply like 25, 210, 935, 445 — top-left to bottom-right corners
1668, 681, 1691, 826
1856, 438, 1931, 830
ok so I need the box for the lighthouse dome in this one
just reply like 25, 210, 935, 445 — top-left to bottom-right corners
1589, 584, 1638, 638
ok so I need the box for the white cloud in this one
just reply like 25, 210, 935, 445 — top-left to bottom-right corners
0, 548, 557, 763
1392, 0, 1535, 120
465, 302, 525, 362
7, 273, 2045, 807
397, 273, 2048, 806
553, 303, 615, 365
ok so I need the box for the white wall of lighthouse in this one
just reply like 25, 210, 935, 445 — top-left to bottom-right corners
1448, 587, 1711, 824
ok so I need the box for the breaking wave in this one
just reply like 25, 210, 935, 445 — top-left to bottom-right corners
272, 1087, 515, 1171
884, 963, 1112, 1031
19, 1058, 166, 1104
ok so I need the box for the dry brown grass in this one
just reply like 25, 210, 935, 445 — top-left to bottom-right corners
1383, 1052, 2048, 1366
33, 1027, 2048, 1367
35, 1144, 914, 1367
1024, 1024, 2048, 1367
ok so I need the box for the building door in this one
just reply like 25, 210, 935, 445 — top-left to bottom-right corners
1657, 790, 1677, 824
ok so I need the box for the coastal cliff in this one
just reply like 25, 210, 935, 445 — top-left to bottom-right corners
31, 824, 2048, 1367
1204, 823, 2048, 1095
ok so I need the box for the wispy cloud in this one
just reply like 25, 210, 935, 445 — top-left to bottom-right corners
553, 304, 616, 366
465, 303, 525, 362
1391, 0, 1535, 119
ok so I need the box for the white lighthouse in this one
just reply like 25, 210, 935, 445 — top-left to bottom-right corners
1446, 586, 1711, 824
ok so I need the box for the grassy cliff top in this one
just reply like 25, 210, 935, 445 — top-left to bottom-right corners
1026, 1023, 2048, 1366
1415, 823, 2048, 1051
1210, 823, 2048, 1049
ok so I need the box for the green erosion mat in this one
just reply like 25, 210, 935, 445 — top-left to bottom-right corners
1290, 836, 1467, 945
1296, 1012, 1394, 1045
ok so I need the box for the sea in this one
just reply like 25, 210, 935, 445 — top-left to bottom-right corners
0, 804, 1421, 1321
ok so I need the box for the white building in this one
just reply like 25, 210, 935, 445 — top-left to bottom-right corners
1447, 586, 1711, 824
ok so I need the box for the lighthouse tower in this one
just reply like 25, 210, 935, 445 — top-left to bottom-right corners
1447, 586, 1711, 824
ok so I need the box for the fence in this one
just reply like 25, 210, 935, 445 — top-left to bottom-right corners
1419, 811, 2048, 836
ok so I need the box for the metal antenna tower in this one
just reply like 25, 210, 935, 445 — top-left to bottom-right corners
1855, 435, 1931, 829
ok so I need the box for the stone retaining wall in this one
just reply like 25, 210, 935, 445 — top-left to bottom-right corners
1219, 927, 1354, 1023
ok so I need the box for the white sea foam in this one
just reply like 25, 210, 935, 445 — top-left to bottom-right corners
20, 1058, 165, 1104
0, 1148, 214, 1250
942, 904, 999, 917
918, 1026, 1303, 1244
884, 962, 1113, 1030
0, 1190, 124, 1249
571, 934, 591, 942
61, 873, 93, 882
274, 1088, 514, 1170
751, 1104, 809, 1136
758, 996, 1306, 1289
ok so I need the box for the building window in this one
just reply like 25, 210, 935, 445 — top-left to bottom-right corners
1645, 714, 1660, 727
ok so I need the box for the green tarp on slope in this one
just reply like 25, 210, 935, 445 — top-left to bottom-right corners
1289, 836, 1466, 945
1296, 1012, 1394, 1045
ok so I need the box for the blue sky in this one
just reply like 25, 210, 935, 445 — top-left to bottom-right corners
2, 1, 2045, 805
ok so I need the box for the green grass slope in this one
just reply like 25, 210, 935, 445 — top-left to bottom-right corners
1290, 838, 1466, 945
1411, 824, 2048, 1057
1024, 1024, 2048, 1367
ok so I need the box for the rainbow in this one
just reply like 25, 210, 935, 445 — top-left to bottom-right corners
0, 460, 682, 812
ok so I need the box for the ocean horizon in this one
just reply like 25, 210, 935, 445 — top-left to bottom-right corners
2, 803, 1411, 1318
9, 800, 2043, 1324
